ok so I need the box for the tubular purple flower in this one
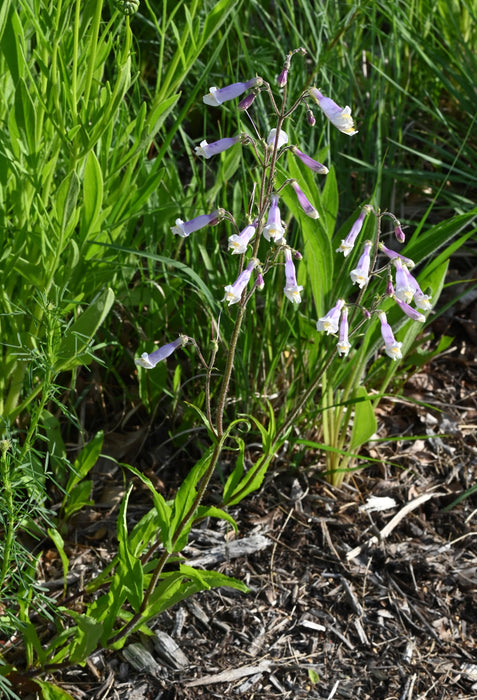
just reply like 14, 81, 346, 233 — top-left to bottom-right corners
378, 311, 402, 361
228, 221, 258, 254
263, 194, 286, 243
195, 136, 241, 159
203, 77, 263, 106
256, 273, 265, 291
277, 67, 288, 87
394, 259, 416, 304
317, 298, 345, 335
336, 205, 372, 257
283, 248, 303, 304
223, 258, 258, 305
238, 92, 257, 110
290, 180, 319, 219
394, 297, 426, 322
309, 87, 358, 135
171, 209, 223, 238
267, 128, 288, 149
378, 242, 415, 268
291, 147, 329, 174
337, 306, 351, 357
395, 223, 406, 242
350, 240, 373, 288
135, 335, 188, 369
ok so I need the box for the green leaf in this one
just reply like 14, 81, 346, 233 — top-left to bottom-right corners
117, 484, 144, 613
349, 386, 377, 451
34, 679, 76, 700
196, 505, 237, 534
66, 431, 104, 493
62, 480, 94, 521
82, 150, 103, 237
54, 287, 114, 372
62, 612, 103, 666
47, 528, 69, 590
55, 170, 80, 236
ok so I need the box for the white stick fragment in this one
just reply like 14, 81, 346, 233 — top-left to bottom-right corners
347, 490, 445, 560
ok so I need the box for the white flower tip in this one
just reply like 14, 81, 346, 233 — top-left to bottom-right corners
135, 353, 154, 369
203, 87, 220, 106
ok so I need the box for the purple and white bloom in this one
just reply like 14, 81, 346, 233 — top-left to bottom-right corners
195, 135, 241, 159
283, 248, 303, 304
395, 223, 406, 242
394, 297, 426, 322
350, 240, 373, 288
394, 258, 416, 304
223, 258, 258, 305
309, 87, 358, 135
267, 128, 288, 149
228, 221, 257, 254
290, 180, 319, 219
317, 298, 345, 335
135, 335, 188, 369
414, 289, 432, 311
337, 306, 351, 357
263, 194, 286, 243
203, 77, 263, 106
291, 147, 329, 174
171, 210, 222, 238
378, 311, 402, 361
336, 205, 372, 257
256, 273, 265, 290
378, 242, 415, 268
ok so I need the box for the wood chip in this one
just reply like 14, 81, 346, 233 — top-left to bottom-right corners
186, 534, 272, 568
153, 630, 189, 669
184, 660, 272, 687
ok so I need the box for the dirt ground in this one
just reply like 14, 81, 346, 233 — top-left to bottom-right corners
11, 265, 477, 700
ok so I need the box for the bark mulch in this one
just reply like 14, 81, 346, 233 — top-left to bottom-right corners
16, 272, 477, 699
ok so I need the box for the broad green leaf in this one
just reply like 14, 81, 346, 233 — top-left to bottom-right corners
62, 480, 94, 521
66, 431, 104, 493
64, 612, 103, 666
34, 679, 76, 700
117, 484, 144, 613
349, 386, 377, 451
82, 150, 103, 237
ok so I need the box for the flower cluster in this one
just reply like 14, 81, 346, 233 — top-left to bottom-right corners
136, 51, 432, 368
318, 207, 432, 360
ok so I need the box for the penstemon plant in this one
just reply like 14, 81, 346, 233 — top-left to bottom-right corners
2, 44, 468, 696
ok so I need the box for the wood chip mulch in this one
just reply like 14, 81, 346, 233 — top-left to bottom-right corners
18, 275, 477, 700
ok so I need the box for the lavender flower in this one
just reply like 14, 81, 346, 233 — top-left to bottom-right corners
394, 259, 416, 304
309, 87, 358, 135
350, 240, 373, 288
171, 210, 223, 238
394, 297, 426, 322
223, 258, 258, 305
291, 147, 329, 174
337, 306, 351, 357
267, 128, 288, 149
317, 298, 345, 335
135, 335, 188, 369
378, 242, 415, 268
203, 77, 263, 106
378, 311, 402, 360
290, 180, 319, 219
263, 194, 286, 243
283, 248, 303, 304
228, 221, 258, 254
238, 92, 257, 110
336, 205, 372, 257
195, 136, 241, 159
